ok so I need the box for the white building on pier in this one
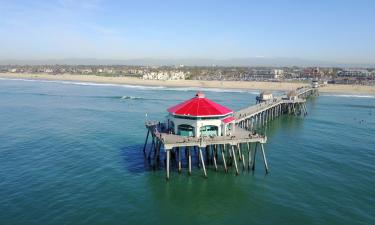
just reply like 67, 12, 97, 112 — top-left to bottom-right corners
166, 92, 235, 137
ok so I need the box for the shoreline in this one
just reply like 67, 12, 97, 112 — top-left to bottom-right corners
1, 73, 374, 95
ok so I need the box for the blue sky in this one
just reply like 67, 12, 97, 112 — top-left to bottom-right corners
0, 0, 374, 64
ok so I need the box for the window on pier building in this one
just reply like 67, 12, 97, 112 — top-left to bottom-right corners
177, 124, 195, 137
200, 125, 218, 137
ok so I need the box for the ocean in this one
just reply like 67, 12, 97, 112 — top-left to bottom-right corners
0, 78, 374, 225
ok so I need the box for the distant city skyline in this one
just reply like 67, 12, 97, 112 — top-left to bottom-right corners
0, 0, 374, 65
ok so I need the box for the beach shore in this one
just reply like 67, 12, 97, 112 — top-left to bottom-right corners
1, 73, 374, 94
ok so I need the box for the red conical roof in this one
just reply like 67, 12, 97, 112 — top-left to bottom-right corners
167, 92, 233, 117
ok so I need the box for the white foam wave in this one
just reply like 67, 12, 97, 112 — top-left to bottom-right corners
0, 77, 165, 90
162, 86, 259, 94
321, 93, 375, 98
121, 96, 145, 100
0, 77, 260, 94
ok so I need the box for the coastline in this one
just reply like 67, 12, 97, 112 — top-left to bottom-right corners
1, 72, 374, 95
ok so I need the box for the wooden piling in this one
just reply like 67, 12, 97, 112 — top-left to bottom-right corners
231, 145, 239, 175
260, 144, 269, 174
252, 143, 258, 170
188, 146, 192, 175
237, 143, 242, 161
242, 152, 246, 170
153, 140, 161, 169
177, 147, 182, 173
221, 144, 228, 172
166, 149, 170, 180
247, 142, 251, 170
143, 130, 150, 154
213, 145, 218, 171
199, 147, 207, 178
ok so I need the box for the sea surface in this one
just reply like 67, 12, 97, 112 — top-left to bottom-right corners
0, 78, 374, 225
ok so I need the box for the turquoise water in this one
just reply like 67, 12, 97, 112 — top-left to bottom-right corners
0, 79, 374, 225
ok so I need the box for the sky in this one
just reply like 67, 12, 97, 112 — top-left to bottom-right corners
0, 0, 374, 64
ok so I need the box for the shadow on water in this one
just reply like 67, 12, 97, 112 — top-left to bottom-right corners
120, 144, 154, 174
262, 114, 305, 137
120, 144, 204, 173
120, 143, 189, 174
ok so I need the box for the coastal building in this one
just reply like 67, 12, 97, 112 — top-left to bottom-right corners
337, 69, 370, 77
142, 70, 186, 80
44, 68, 53, 73
251, 69, 284, 79
303, 67, 325, 78
311, 80, 319, 88
256, 91, 273, 103
166, 92, 235, 137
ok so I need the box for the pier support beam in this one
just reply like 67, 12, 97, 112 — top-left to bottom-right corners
166, 149, 170, 180
188, 147, 192, 175
252, 143, 258, 170
247, 143, 251, 170
239, 144, 246, 169
231, 145, 239, 175
213, 145, 218, 171
221, 144, 228, 172
199, 147, 207, 178
153, 140, 161, 169
260, 144, 269, 174
177, 147, 182, 173
143, 130, 149, 154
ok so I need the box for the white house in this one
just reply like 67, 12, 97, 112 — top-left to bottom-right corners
166, 92, 235, 137
256, 91, 273, 103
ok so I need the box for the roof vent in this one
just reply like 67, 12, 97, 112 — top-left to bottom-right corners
195, 91, 205, 98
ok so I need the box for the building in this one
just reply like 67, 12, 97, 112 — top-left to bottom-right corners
166, 92, 235, 137
251, 69, 284, 79
256, 91, 273, 103
303, 67, 324, 78
142, 70, 186, 80
311, 80, 319, 88
337, 69, 370, 77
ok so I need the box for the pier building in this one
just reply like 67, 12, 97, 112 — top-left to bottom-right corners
256, 91, 273, 103
166, 91, 235, 137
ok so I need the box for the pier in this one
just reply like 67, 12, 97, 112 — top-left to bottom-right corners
143, 85, 318, 180
235, 86, 318, 130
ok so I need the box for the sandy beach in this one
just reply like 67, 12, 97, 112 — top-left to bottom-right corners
1, 73, 374, 95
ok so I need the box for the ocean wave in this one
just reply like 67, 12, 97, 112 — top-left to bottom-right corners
0, 77, 165, 90
0, 77, 260, 94
321, 93, 375, 99
120, 96, 146, 100
161, 86, 259, 94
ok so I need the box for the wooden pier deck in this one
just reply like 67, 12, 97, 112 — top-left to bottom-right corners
234, 97, 305, 122
234, 85, 317, 129
146, 121, 266, 149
